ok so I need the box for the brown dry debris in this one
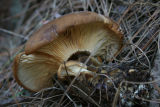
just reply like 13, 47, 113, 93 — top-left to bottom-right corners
0, 0, 160, 107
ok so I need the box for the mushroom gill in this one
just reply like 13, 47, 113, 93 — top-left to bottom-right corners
37, 22, 122, 63
13, 52, 60, 91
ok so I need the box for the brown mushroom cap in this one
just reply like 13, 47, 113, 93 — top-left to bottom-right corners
25, 12, 123, 54
13, 12, 123, 92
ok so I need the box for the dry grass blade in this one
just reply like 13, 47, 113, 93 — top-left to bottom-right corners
0, 28, 27, 40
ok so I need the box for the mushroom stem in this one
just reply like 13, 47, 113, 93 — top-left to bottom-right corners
57, 61, 96, 79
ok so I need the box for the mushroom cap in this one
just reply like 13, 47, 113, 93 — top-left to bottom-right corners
13, 12, 123, 92
13, 52, 59, 92
25, 12, 123, 54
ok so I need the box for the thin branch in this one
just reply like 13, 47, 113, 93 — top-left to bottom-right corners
0, 28, 28, 40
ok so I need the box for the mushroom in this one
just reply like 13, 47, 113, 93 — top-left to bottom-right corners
13, 12, 123, 92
